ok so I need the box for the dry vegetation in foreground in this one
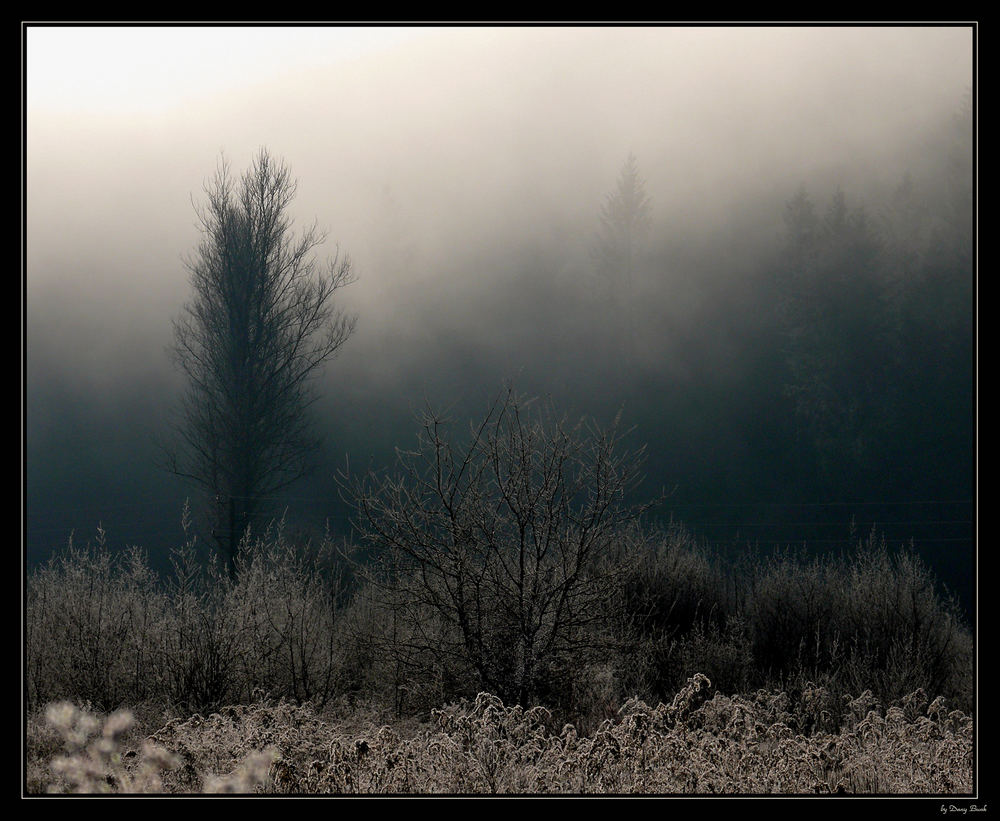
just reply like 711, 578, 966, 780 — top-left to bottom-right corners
26, 674, 972, 795
25, 487, 974, 796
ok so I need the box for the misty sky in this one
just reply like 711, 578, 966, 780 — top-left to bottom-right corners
26, 24, 971, 402
24, 25, 974, 598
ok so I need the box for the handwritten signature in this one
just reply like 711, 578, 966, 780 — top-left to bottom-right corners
940, 806, 987, 815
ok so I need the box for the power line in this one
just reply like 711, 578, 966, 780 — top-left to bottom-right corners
674, 519, 973, 528
26, 493, 975, 519
667, 498, 974, 509
695, 536, 974, 546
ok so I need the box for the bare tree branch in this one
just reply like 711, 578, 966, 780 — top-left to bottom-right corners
345, 386, 653, 705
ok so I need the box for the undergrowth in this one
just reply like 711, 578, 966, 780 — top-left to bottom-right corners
26, 675, 973, 795
25, 516, 974, 794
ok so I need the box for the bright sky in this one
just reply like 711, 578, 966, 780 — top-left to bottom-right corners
26, 25, 435, 116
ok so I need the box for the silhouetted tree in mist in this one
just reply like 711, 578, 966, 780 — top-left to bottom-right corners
879, 98, 973, 498
773, 89, 972, 505
164, 148, 357, 573
591, 153, 652, 362
777, 187, 893, 489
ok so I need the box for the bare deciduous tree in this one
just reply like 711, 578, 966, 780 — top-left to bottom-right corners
347, 387, 652, 707
165, 148, 356, 572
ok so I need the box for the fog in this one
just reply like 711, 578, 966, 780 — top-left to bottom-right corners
25, 26, 974, 610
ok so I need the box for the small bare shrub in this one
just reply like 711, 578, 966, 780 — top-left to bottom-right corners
348, 387, 652, 708
227, 521, 348, 709
836, 535, 972, 710
26, 533, 166, 712
612, 525, 736, 701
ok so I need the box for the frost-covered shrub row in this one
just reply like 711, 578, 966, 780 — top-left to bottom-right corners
26, 519, 361, 714
26, 520, 972, 723
611, 527, 972, 717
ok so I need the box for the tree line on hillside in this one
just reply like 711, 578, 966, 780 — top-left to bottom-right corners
578, 102, 972, 587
